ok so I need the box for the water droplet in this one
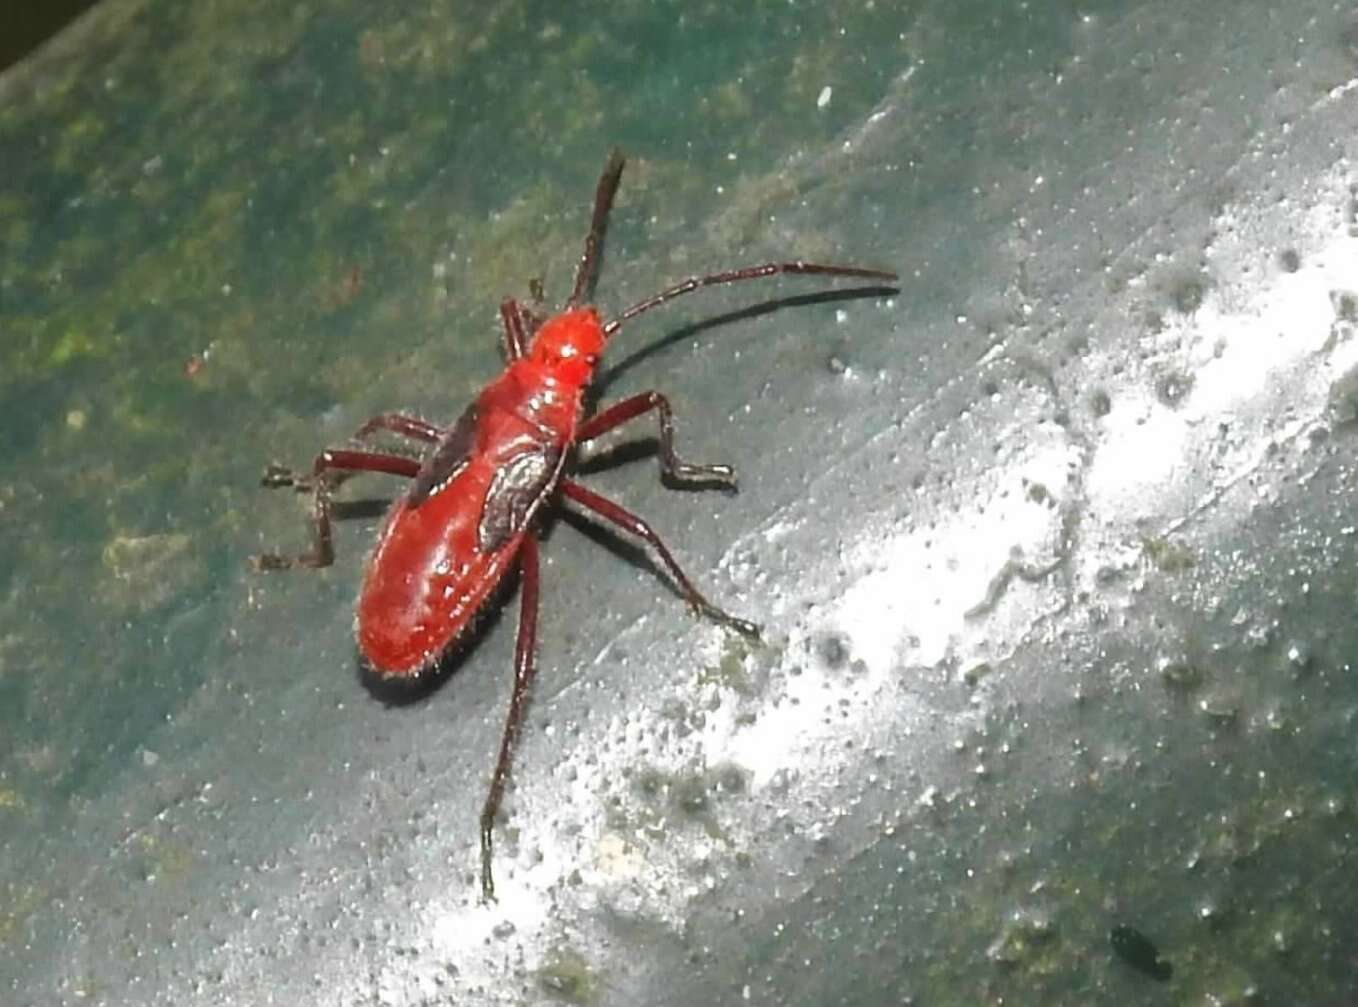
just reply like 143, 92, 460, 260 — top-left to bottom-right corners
1159, 658, 1204, 693
1156, 371, 1194, 407
1171, 278, 1205, 314
813, 631, 851, 670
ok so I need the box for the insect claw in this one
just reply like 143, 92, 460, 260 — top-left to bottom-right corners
253, 548, 332, 571
728, 616, 762, 640
260, 463, 298, 488
697, 603, 760, 639
479, 819, 499, 902
668, 463, 737, 490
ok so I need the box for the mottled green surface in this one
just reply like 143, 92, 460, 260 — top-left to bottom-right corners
0, 0, 902, 805
0, 1, 914, 999
4, 1, 1358, 1005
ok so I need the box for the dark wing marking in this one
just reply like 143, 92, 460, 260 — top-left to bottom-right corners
408, 402, 480, 507
477, 445, 562, 553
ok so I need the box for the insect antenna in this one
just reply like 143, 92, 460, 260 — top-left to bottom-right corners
566, 148, 626, 309
602, 261, 898, 338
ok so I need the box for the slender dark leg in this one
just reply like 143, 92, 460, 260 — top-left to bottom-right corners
500, 298, 531, 361
480, 534, 541, 901
352, 412, 442, 443
261, 412, 440, 499
523, 279, 548, 332
252, 449, 421, 570
603, 260, 899, 336
576, 391, 736, 489
559, 479, 759, 638
566, 149, 626, 309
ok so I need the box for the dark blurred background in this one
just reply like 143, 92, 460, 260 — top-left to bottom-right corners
2, 0, 101, 72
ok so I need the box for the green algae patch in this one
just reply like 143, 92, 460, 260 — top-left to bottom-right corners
536, 947, 601, 1005
101, 531, 196, 613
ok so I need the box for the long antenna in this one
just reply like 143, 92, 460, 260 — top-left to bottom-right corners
602, 261, 898, 338
566, 149, 626, 309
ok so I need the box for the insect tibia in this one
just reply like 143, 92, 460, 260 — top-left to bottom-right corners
665, 461, 738, 490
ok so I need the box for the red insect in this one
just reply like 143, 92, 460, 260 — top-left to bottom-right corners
254, 150, 897, 899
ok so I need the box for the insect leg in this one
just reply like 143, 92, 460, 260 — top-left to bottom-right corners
500, 299, 532, 360
252, 449, 421, 571
559, 479, 759, 638
566, 149, 626, 309
260, 412, 440, 495
351, 412, 442, 443
577, 391, 737, 489
480, 534, 541, 901
519, 279, 548, 335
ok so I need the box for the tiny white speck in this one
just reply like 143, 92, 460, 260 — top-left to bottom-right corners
817, 85, 833, 109
835, 308, 848, 324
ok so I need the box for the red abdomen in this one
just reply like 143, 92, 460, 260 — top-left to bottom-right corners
356, 363, 579, 676
356, 458, 526, 676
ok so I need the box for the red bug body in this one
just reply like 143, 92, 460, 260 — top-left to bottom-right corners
358, 309, 603, 673
254, 152, 896, 899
